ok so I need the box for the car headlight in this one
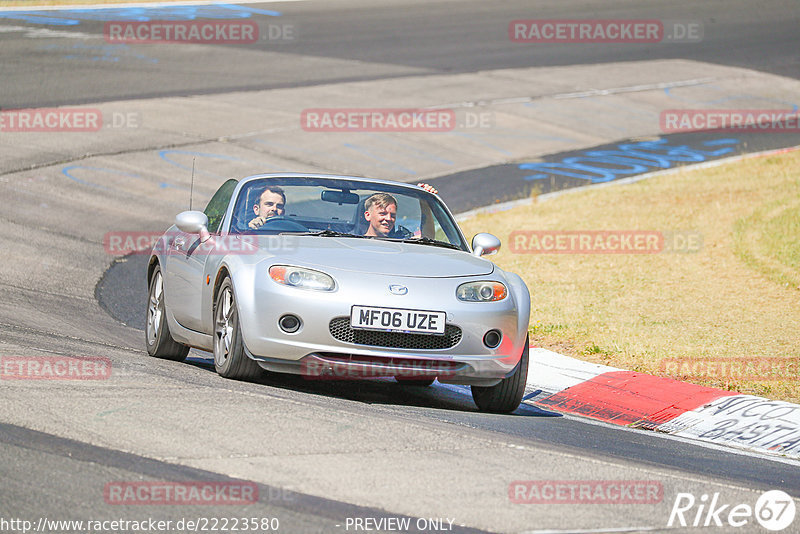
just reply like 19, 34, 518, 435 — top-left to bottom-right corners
456, 281, 507, 302
269, 265, 336, 291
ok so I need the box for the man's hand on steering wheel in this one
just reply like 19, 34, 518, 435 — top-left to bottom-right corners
249, 215, 277, 229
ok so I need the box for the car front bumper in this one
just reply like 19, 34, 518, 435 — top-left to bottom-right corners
234, 267, 528, 386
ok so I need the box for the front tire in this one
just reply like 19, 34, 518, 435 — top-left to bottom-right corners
146, 265, 189, 361
471, 335, 529, 413
213, 277, 262, 380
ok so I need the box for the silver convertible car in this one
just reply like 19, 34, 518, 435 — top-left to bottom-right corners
146, 173, 530, 413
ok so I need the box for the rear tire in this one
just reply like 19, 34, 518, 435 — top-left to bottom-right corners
145, 265, 189, 361
213, 277, 262, 380
471, 336, 529, 413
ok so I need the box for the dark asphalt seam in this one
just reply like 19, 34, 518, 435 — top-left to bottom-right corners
6, 71, 440, 110
0, 130, 338, 180
0, 211, 102, 245
0, 320, 144, 354
0, 279, 96, 302
0, 137, 219, 178
0, 422, 492, 534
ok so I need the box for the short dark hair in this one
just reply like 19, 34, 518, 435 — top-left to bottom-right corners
255, 185, 286, 206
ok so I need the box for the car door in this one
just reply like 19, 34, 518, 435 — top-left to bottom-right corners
165, 179, 238, 332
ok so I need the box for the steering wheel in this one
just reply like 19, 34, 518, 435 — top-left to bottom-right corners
252, 216, 308, 232
390, 225, 414, 239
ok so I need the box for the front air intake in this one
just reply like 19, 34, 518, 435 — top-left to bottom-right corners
328, 317, 462, 350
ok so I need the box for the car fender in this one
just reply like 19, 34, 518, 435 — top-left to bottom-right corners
147, 228, 174, 283
503, 269, 532, 351
212, 255, 259, 348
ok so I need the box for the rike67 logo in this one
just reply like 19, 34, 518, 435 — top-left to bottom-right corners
668, 490, 796, 531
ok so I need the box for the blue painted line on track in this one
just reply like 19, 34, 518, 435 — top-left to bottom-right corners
62, 165, 185, 192
212, 3, 282, 17
0, 4, 281, 25
62, 165, 135, 190
158, 149, 243, 178
520, 137, 740, 183
159, 149, 285, 178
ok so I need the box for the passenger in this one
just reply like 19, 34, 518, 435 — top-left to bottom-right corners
363, 183, 438, 238
363, 192, 401, 237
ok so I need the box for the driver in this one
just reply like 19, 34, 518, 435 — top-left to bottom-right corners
248, 186, 286, 230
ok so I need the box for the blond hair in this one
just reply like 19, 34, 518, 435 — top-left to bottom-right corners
364, 193, 397, 211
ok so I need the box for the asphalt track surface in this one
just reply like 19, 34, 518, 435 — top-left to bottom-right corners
1, 0, 799, 108
2, 1, 800, 533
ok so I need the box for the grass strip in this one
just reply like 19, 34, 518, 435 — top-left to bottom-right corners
460, 149, 800, 403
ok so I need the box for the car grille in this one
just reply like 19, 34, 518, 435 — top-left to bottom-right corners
328, 317, 462, 350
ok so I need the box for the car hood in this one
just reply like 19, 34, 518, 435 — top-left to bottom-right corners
271, 235, 494, 278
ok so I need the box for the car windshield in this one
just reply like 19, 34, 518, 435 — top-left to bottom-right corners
229, 177, 467, 251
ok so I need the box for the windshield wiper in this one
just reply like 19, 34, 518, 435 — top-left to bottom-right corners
393, 236, 462, 250
287, 229, 368, 238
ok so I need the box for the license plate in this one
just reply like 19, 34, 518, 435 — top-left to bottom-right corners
351, 306, 446, 335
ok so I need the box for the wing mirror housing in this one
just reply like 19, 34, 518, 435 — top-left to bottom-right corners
471, 233, 501, 257
175, 211, 211, 242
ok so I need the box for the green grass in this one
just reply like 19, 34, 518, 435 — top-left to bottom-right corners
459, 149, 800, 403
734, 197, 800, 289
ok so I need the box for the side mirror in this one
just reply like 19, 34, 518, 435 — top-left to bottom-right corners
175, 211, 211, 242
471, 233, 501, 257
